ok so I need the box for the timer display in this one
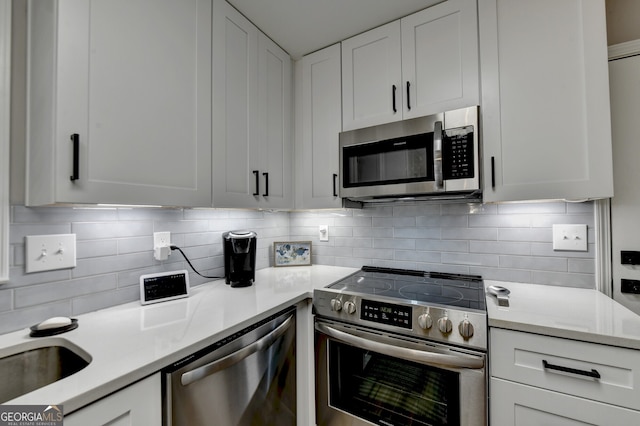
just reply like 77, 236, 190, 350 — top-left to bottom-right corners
360, 299, 412, 329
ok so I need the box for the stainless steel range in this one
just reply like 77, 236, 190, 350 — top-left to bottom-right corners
313, 266, 488, 426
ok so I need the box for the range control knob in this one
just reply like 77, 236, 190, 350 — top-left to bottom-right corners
418, 313, 433, 330
458, 319, 475, 340
343, 301, 357, 315
437, 316, 453, 334
330, 298, 342, 312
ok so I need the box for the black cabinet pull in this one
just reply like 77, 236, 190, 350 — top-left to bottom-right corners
253, 170, 259, 196
406, 81, 411, 110
542, 360, 601, 379
392, 85, 397, 113
333, 174, 338, 197
262, 172, 269, 197
491, 156, 496, 188
70, 133, 79, 181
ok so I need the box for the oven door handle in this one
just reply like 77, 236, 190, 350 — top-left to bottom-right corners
315, 322, 484, 369
181, 315, 293, 386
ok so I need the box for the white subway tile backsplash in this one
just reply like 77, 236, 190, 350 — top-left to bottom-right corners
117, 236, 153, 255
15, 274, 117, 308
531, 271, 595, 288
0, 290, 13, 313
77, 240, 118, 259
499, 255, 567, 272
4, 201, 596, 334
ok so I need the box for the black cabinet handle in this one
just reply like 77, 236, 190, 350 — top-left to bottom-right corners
253, 170, 259, 196
406, 81, 411, 111
392, 85, 397, 113
70, 133, 79, 181
542, 360, 601, 379
333, 174, 338, 197
262, 172, 269, 197
491, 156, 496, 188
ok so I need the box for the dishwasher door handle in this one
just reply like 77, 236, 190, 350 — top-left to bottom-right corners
181, 315, 294, 386
315, 321, 484, 370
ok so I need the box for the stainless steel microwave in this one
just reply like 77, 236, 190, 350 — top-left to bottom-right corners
339, 106, 481, 203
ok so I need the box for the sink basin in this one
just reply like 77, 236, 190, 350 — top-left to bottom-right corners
0, 339, 92, 403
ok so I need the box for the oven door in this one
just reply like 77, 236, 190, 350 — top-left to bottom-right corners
315, 319, 486, 426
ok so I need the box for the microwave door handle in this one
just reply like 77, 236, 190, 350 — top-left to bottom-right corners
315, 322, 484, 370
434, 121, 444, 190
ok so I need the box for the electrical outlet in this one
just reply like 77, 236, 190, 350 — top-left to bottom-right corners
153, 232, 171, 261
25, 234, 77, 273
319, 225, 329, 242
154, 232, 171, 248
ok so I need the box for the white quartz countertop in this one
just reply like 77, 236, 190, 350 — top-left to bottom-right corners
0, 265, 357, 413
485, 280, 640, 350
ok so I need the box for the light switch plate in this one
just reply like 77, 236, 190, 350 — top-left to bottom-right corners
552, 224, 588, 251
25, 234, 77, 273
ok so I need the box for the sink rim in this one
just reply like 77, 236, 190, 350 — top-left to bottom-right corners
0, 337, 93, 365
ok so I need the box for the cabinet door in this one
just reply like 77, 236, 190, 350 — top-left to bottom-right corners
491, 378, 640, 425
295, 44, 342, 209
64, 374, 161, 426
341, 21, 402, 131
27, 0, 212, 207
212, 0, 259, 208
258, 33, 293, 209
401, 0, 479, 119
479, 0, 613, 202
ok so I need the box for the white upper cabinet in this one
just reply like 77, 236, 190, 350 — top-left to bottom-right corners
212, 0, 292, 209
258, 34, 293, 209
341, 0, 479, 131
295, 44, 343, 209
341, 21, 402, 131
26, 0, 212, 207
401, 0, 479, 119
479, 0, 614, 202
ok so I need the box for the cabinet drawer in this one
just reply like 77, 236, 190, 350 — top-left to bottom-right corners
490, 328, 640, 410
490, 378, 640, 425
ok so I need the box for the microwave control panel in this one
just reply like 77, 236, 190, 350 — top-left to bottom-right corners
443, 126, 474, 180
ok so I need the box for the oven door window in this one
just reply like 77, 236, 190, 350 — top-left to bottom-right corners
343, 133, 434, 187
328, 340, 460, 426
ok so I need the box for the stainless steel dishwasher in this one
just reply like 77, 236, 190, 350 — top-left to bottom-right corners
163, 307, 296, 426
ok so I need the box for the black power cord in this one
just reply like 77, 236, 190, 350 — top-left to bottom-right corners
170, 245, 224, 280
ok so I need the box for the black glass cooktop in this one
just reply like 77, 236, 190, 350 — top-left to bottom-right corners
327, 266, 486, 311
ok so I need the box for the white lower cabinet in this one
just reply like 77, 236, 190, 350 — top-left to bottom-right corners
64, 374, 161, 426
490, 329, 640, 425
491, 378, 640, 425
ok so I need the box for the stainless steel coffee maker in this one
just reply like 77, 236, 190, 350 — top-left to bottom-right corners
222, 230, 257, 287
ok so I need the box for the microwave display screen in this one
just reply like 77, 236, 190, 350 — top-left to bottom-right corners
343, 133, 434, 187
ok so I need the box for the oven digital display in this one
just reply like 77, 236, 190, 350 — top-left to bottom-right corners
360, 299, 412, 329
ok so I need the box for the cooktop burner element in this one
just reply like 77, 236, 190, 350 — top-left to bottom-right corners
326, 266, 485, 311
314, 266, 488, 351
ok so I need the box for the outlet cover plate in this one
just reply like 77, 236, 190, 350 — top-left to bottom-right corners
25, 234, 77, 273
154, 232, 171, 249
552, 224, 587, 251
